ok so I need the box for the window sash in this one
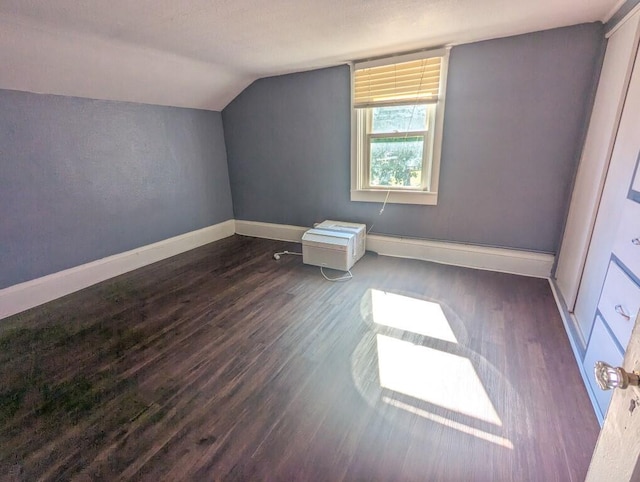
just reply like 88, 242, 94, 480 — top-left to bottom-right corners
368, 131, 427, 139
365, 135, 428, 190
362, 107, 433, 191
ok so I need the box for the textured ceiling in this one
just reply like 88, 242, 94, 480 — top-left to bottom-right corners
0, 0, 621, 110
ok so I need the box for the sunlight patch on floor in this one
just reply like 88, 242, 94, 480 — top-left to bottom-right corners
370, 290, 457, 343
376, 334, 502, 426
382, 396, 513, 449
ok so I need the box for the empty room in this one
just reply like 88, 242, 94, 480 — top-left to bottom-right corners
2, 0, 640, 479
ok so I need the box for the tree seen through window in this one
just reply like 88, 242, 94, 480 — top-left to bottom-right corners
369, 105, 428, 188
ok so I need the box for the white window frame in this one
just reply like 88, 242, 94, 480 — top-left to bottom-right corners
350, 47, 450, 206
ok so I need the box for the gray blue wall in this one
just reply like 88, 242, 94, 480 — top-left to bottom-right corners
223, 23, 604, 253
0, 90, 233, 289
0, 23, 605, 290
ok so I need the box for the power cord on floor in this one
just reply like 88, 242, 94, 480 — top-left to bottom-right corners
273, 250, 302, 260
320, 266, 353, 282
273, 251, 353, 282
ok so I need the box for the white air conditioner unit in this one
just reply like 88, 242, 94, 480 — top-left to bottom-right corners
301, 220, 366, 271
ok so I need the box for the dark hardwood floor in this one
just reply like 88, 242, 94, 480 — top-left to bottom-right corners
0, 235, 599, 481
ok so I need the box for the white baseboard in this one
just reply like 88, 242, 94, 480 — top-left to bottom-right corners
235, 220, 555, 278
0, 219, 235, 320
235, 220, 307, 242
1, 219, 556, 321
367, 234, 554, 278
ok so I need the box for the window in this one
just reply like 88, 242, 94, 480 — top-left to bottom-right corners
351, 48, 449, 205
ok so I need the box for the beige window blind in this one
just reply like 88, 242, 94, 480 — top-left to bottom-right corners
354, 56, 442, 109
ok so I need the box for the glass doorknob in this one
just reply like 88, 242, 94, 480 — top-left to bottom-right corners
595, 361, 640, 390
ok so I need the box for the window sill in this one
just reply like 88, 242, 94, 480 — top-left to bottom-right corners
350, 189, 438, 206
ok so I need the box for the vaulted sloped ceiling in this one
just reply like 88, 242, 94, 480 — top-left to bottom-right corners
0, 0, 619, 111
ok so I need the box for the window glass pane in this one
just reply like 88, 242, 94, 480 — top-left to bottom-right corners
372, 105, 427, 133
369, 136, 424, 187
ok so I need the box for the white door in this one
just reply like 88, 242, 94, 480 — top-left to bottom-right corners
573, 30, 640, 341
555, 12, 640, 321
586, 312, 640, 481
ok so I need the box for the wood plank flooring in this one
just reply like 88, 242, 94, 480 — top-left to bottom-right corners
0, 235, 599, 481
